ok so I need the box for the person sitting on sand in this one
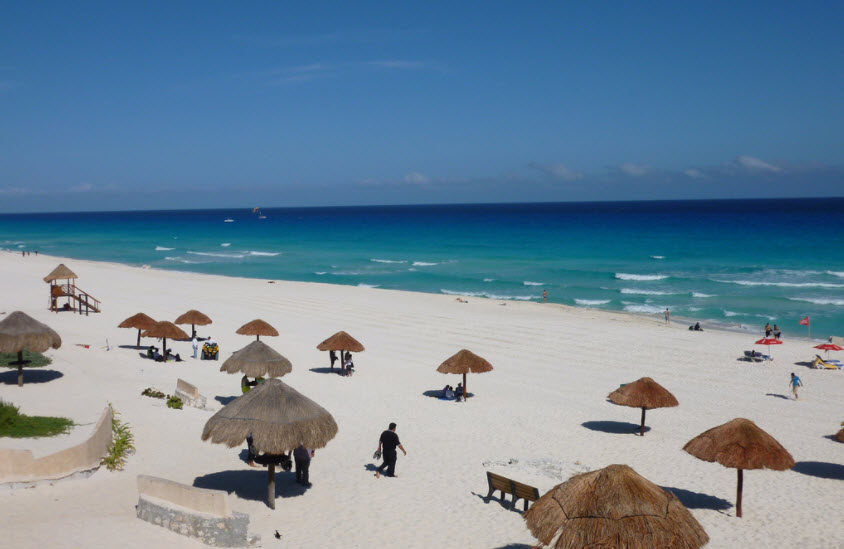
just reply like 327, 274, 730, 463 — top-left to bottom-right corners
455, 383, 464, 400
455, 297, 468, 303
689, 322, 703, 331
442, 385, 455, 399
344, 356, 355, 376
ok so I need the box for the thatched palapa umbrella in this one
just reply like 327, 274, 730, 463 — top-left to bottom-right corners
316, 331, 364, 374
683, 418, 794, 518
43, 264, 77, 312
607, 377, 679, 436
201, 378, 338, 509
236, 319, 278, 341
118, 312, 157, 349
436, 349, 493, 401
524, 464, 709, 549
220, 340, 292, 378
0, 311, 62, 386
835, 422, 844, 443
174, 309, 212, 339
141, 321, 188, 360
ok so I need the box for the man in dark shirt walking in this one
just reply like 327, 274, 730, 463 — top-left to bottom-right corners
375, 422, 406, 478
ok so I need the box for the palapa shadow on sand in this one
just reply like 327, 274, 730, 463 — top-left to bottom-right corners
0, 369, 63, 385
489, 544, 532, 549
309, 367, 340, 375
119, 344, 143, 350
215, 395, 238, 406
661, 486, 732, 511
791, 461, 844, 480
581, 420, 650, 435
421, 389, 475, 399
765, 393, 791, 400
193, 469, 306, 501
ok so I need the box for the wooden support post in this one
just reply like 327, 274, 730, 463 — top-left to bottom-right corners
463, 372, 467, 401
136, 329, 142, 349
17, 350, 24, 387
640, 407, 646, 436
267, 464, 276, 509
736, 468, 743, 518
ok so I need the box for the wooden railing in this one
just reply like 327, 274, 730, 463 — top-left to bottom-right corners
50, 283, 101, 314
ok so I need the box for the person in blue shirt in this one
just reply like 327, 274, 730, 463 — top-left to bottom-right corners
790, 373, 803, 400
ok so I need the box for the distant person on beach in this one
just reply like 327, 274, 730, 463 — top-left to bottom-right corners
375, 422, 406, 478
344, 355, 354, 376
192, 336, 199, 359
765, 323, 772, 337
790, 373, 803, 400
246, 434, 258, 467
442, 385, 455, 399
293, 443, 314, 486
773, 325, 781, 339
455, 382, 464, 401
664, 308, 670, 324
689, 322, 703, 331
542, 289, 547, 303
330, 350, 338, 368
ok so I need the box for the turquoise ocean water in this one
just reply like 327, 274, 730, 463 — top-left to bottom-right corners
2, 199, 843, 337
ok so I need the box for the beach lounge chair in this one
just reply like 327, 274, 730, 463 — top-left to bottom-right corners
743, 351, 767, 362
813, 355, 842, 370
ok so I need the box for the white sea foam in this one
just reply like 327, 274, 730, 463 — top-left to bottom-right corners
483, 278, 495, 282
412, 261, 439, 267
623, 304, 664, 314
220, 243, 231, 247
331, 270, 363, 276
314, 272, 327, 275
788, 297, 844, 306
165, 256, 200, 264
826, 271, 844, 279
248, 251, 280, 257
620, 288, 674, 295
186, 251, 246, 259
615, 273, 668, 281
723, 310, 740, 317
575, 299, 611, 306
440, 289, 534, 301
371, 259, 406, 264
691, 292, 715, 298
357, 283, 380, 288
650, 255, 665, 259
155, 246, 174, 251
713, 279, 844, 289
688, 307, 702, 312
523, 281, 544, 286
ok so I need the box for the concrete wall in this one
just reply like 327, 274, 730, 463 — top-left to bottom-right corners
136, 475, 249, 547
0, 406, 112, 484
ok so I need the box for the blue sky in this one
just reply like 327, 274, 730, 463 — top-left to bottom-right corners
1, 2, 842, 212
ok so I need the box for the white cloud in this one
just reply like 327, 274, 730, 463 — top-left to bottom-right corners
0, 186, 33, 195
619, 163, 650, 176
736, 155, 782, 173
529, 162, 583, 181
403, 172, 429, 184
69, 183, 94, 193
684, 168, 705, 178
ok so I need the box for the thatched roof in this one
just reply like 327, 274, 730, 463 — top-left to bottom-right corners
316, 331, 365, 352
524, 464, 709, 549
220, 340, 292, 378
608, 377, 679, 410
201, 378, 338, 454
0, 311, 62, 353
141, 321, 189, 340
174, 309, 212, 326
436, 349, 493, 375
236, 319, 279, 337
118, 312, 157, 330
835, 427, 844, 444
683, 418, 795, 471
43, 263, 78, 283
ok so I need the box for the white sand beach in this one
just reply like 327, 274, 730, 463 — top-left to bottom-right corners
1, 253, 842, 549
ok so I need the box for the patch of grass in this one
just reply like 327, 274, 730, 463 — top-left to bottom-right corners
141, 388, 165, 399
0, 400, 74, 438
166, 395, 183, 410
0, 351, 52, 368
101, 403, 135, 471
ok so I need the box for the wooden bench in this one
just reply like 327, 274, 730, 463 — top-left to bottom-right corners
485, 471, 540, 511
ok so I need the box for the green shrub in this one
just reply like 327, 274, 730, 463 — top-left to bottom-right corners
141, 388, 165, 399
0, 399, 74, 438
101, 403, 135, 471
166, 395, 183, 410
0, 351, 52, 368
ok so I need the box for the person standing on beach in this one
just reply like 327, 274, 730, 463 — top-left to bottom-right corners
542, 289, 547, 303
293, 443, 314, 486
191, 336, 198, 359
375, 422, 406, 478
664, 308, 670, 324
790, 373, 803, 400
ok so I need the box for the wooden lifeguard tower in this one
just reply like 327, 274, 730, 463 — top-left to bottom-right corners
44, 264, 101, 315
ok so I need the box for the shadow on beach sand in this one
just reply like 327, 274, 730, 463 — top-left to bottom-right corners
193, 469, 306, 501
791, 461, 844, 480
661, 486, 732, 511
0, 369, 63, 385
421, 389, 475, 399
581, 420, 650, 435
309, 367, 341, 375
765, 393, 791, 400
215, 395, 237, 406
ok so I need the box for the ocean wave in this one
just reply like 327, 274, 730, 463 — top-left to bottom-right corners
615, 273, 668, 281
620, 288, 674, 295
221, 243, 231, 247
650, 255, 665, 259
827, 271, 844, 279
412, 261, 439, 267
713, 279, 844, 289
155, 246, 174, 251
186, 251, 246, 259
248, 251, 280, 257
723, 310, 740, 317
688, 307, 702, 312
788, 297, 844, 306
165, 256, 201, 264
440, 289, 534, 301
483, 278, 495, 282
331, 270, 363, 276
523, 281, 544, 286
357, 283, 380, 288
623, 304, 664, 314
314, 271, 327, 275
575, 299, 610, 306
691, 292, 715, 298
371, 258, 406, 264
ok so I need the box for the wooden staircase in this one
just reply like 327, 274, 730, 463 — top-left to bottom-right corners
50, 283, 101, 315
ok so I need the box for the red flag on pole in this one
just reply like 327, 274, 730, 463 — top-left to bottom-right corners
799, 317, 810, 326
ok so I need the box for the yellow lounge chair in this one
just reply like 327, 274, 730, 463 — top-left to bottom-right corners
813, 355, 841, 370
